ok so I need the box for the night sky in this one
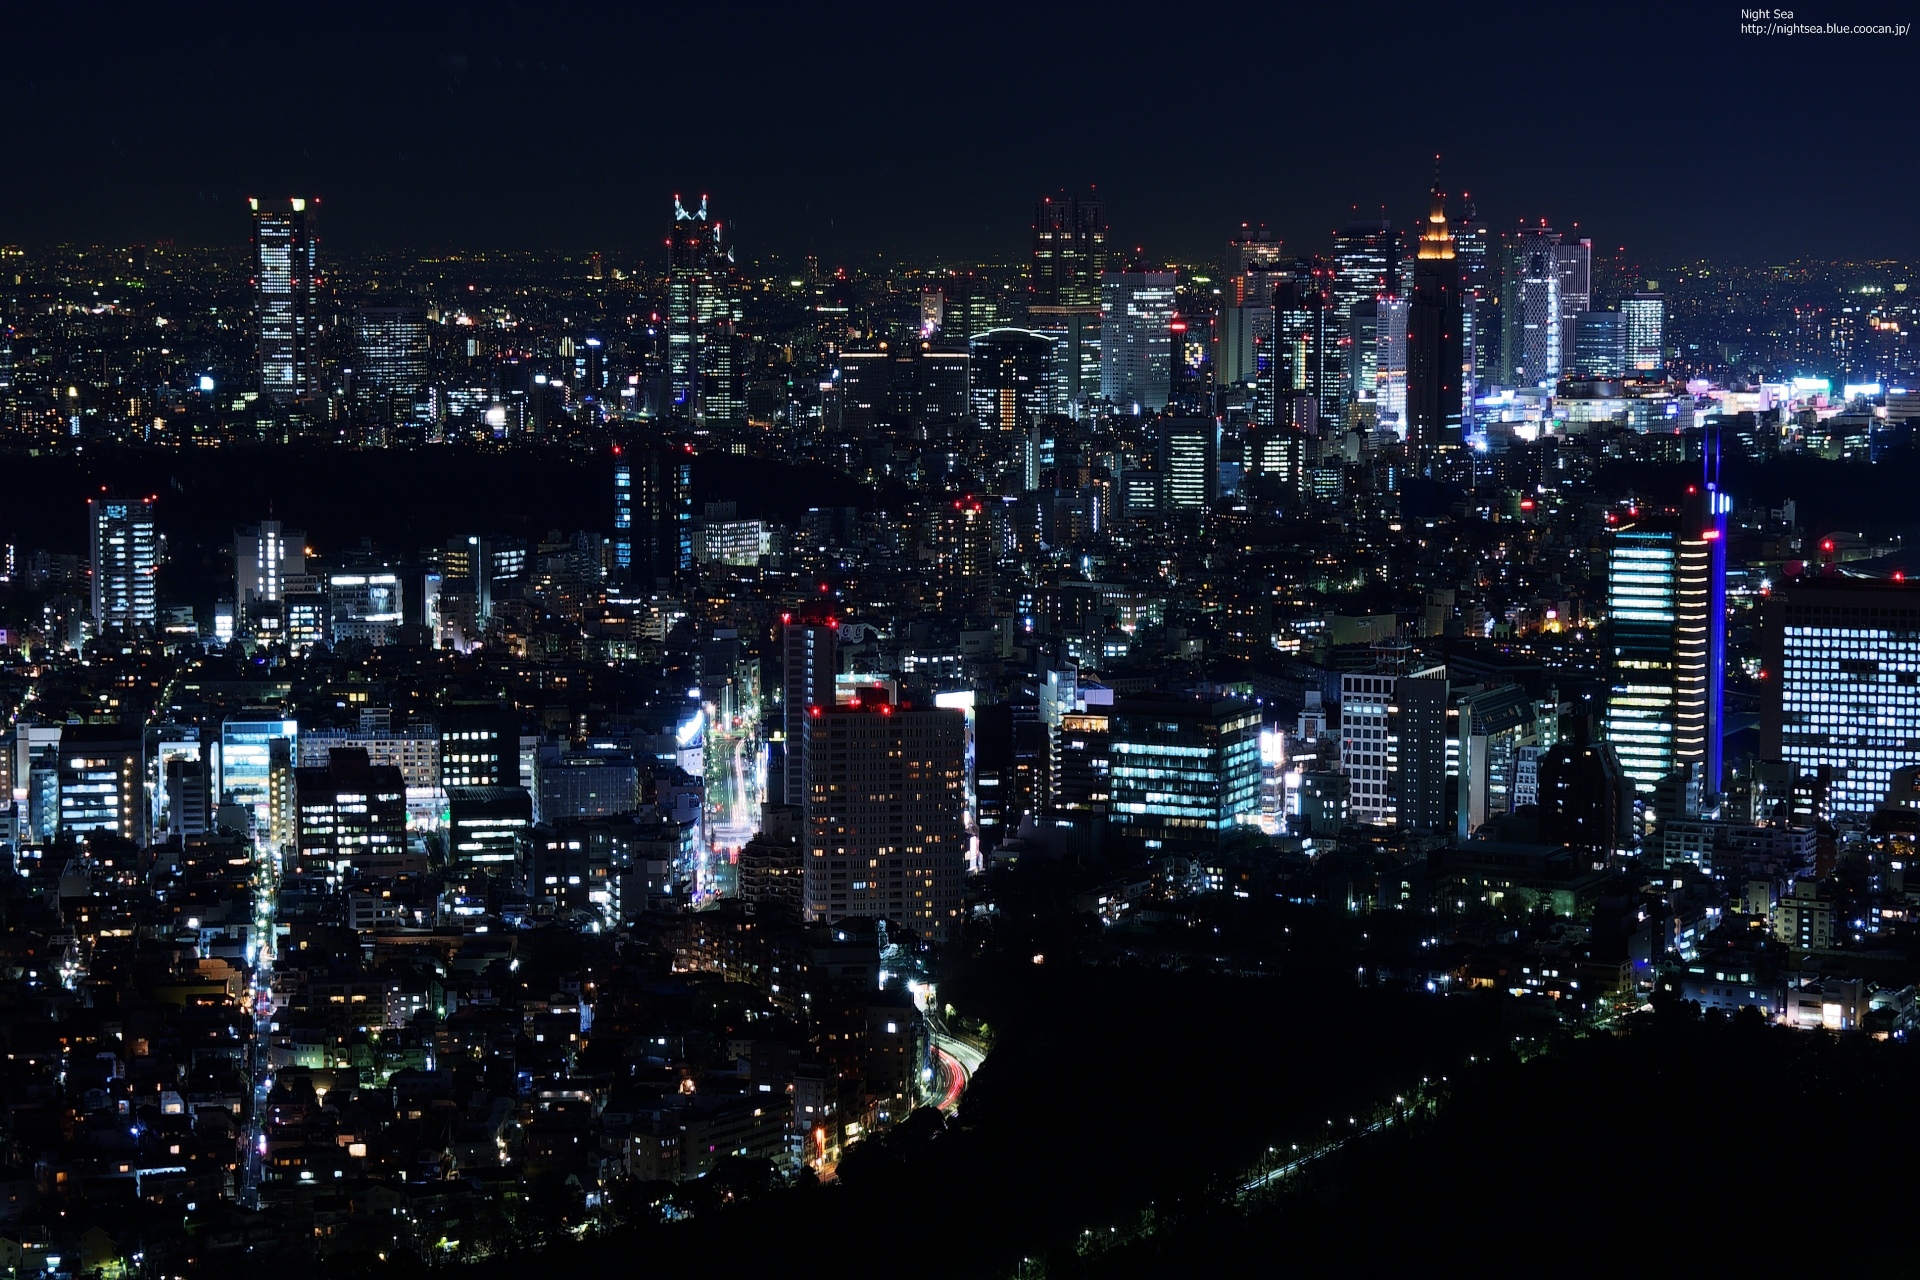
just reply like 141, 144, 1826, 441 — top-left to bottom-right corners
4, 0, 1918, 266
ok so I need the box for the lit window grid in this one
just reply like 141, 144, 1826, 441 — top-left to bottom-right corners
1779, 625, 1920, 814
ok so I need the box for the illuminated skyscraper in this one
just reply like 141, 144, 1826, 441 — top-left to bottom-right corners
1571, 312, 1625, 379
781, 616, 838, 809
236, 520, 305, 607
1622, 292, 1667, 375
1556, 238, 1592, 369
1107, 695, 1262, 856
1406, 185, 1463, 453
1157, 417, 1218, 511
1099, 268, 1176, 412
250, 197, 319, 402
1762, 577, 1920, 817
1031, 191, 1107, 309
354, 306, 430, 406
801, 690, 966, 941
1502, 224, 1562, 388
88, 495, 157, 635
1330, 219, 1397, 331
665, 195, 741, 422
1603, 472, 1728, 793
1453, 195, 1494, 424
1372, 297, 1408, 431
1271, 275, 1338, 424
611, 444, 693, 590
968, 329, 1055, 435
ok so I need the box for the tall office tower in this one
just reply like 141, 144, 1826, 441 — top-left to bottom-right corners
1762, 578, 1920, 818
1106, 695, 1262, 857
250, 197, 319, 403
1621, 292, 1667, 375
611, 444, 693, 590
353, 306, 430, 404
1099, 268, 1177, 413
1272, 276, 1339, 424
1218, 260, 1282, 395
295, 748, 406, 879
1453, 195, 1493, 424
1501, 224, 1563, 387
1157, 417, 1219, 511
57, 724, 145, 844
780, 617, 838, 808
88, 495, 158, 635
1226, 223, 1285, 278
1030, 190, 1107, 309
236, 520, 305, 608
1372, 298, 1409, 431
1603, 481, 1728, 793
1331, 219, 1397, 333
968, 329, 1055, 434
665, 195, 741, 422
1340, 666, 1450, 829
1406, 186, 1464, 453
1347, 300, 1379, 407
801, 690, 966, 941
1555, 238, 1592, 368
1570, 312, 1625, 379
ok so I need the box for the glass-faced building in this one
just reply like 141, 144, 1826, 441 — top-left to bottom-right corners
250, 197, 318, 402
89, 496, 158, 635
221, 716, 298, 838
1106, 696, 1261, 855
1763, 578, 1920, 816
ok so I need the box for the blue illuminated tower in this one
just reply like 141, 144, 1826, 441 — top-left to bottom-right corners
1602, 427, 1727, 793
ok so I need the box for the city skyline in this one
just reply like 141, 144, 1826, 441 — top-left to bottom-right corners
4, 4, 1918, 264
6, 7, 1920, 1274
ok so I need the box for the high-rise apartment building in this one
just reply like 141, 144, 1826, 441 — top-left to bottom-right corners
801, 691, 966, 941
1099, 268, 1177, 413
1762, 578, 1920, 817
1406, 186, 1464, 454
780, 617, 838, 808
89, 495, 158, 635
250, 197, 319, 402
1340, 667, 1449, 829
